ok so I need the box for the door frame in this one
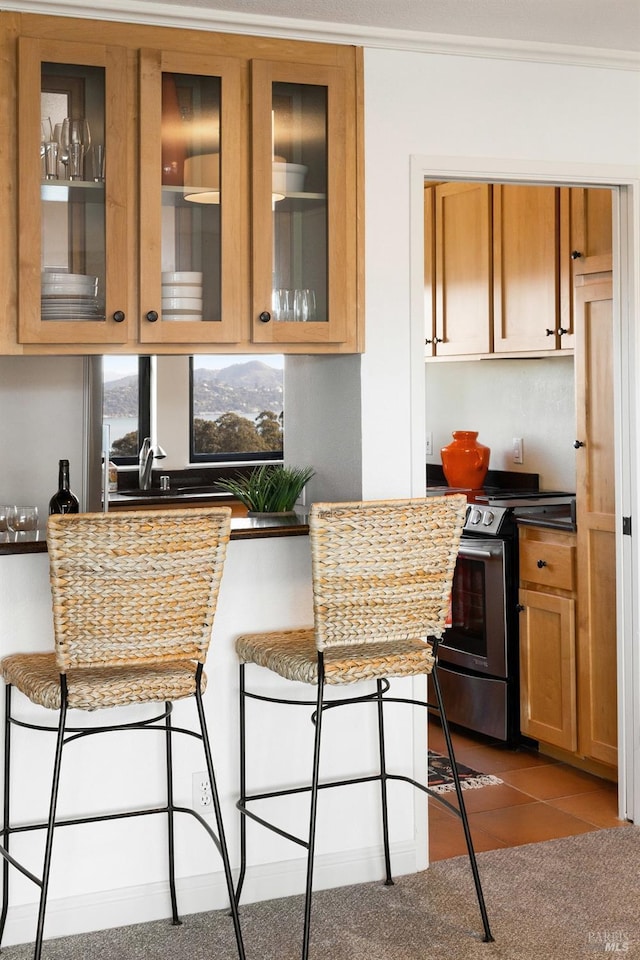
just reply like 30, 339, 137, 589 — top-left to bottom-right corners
410, 154, 640, 823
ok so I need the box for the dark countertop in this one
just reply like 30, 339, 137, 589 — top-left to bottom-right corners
0, 511, 309, 556
514, 505, 576, 533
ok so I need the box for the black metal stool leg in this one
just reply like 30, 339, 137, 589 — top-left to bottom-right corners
194, 673, 246, 960
165, 702, 181, 926
375, 680, 394, 886
302, 661, 325, 960
33, 689, 68, 960
0, 685, 13, 947
236, 663, 247, 904
431, 664, 494, 943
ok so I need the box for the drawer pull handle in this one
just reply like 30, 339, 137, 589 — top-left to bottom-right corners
537, 559, 547, 568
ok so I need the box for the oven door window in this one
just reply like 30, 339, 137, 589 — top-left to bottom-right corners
449, 556, 487, 659
440, 541, 508, 677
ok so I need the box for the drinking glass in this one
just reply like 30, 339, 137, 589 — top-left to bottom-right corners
274, 288, 293, 321
6, 505, 39, 534
90, 143, 105, 182
40, 117, 56, 178
60, 118, 92, 181
40, 117, 52, 156
0, 505, 12, 534
294, 288, 317, 322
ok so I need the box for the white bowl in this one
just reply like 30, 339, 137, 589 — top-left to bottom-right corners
162, 297, 203, 310
272, 162, 308, 195
161, 284, 202, 298
162, 313, 203, 322
161, 271, 203, 284
42, 271, 96, 282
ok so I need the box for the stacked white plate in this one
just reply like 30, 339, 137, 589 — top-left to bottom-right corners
161, 271, 203, 321
41, 271, 102, 321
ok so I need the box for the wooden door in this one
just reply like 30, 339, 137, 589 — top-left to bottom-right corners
574, 257, 617, 768
138, 48, 246, 345
519, 588, 577, 751
434, 182, 492, 356
250, 58, 357, 348
558, 187, 613, 352
17, 35, 130, 345
493, 184, 560, 354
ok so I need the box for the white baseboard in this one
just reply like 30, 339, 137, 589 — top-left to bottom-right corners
2, 841, 420, 948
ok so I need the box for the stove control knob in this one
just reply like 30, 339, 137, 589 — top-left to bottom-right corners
469, 509, 482, 524
482, 510, 495, 526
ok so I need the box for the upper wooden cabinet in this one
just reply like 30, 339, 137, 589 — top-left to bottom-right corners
492, 184, 563, 354
1, 12, 363, 355
430, 182, 492, 357
424, 181, 612, 361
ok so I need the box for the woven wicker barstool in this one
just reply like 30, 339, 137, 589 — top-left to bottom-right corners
235, 496, 494, 958
0, 508, 245, 960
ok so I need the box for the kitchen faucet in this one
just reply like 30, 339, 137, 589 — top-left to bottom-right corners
138, 437, 166, 490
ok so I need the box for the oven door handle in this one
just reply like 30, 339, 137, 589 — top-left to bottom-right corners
458, 546, 499, 560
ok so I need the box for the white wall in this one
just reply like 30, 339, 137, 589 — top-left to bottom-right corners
425, 356, 576, 491
0, 356, 87, 519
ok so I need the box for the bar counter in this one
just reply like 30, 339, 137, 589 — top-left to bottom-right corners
0, 511, 309, 556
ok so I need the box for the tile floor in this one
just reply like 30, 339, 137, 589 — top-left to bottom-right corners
428, 719, 630, 861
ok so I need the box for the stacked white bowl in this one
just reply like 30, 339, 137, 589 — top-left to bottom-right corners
161, 271, 203, 321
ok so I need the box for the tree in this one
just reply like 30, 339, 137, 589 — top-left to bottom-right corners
111, 430, 139, 457
255, 410, 283, 450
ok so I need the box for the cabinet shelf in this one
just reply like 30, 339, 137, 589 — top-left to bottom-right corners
41, 181, 104, 202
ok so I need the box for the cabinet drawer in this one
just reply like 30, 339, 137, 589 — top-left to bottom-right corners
520, 539, 575, 591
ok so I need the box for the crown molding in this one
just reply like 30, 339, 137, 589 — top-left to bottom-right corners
3, 0, 640, 71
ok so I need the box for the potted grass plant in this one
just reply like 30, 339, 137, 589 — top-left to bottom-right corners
216, 464, 315, 516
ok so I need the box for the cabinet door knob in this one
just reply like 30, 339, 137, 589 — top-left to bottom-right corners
546, 328, 555, 337
571, 250, 583, 260
259, 311, 271, 323
146, 310, 159, 323
557, 327, 568, 336
516, 603, 525, 613
434, 337, 443, 344
425, 338, 432, 345
112, 310, 125, 323
574, 439, 585, 449
536, 559, 547, 569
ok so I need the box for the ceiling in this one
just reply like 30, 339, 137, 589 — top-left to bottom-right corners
144, 0, 640, 54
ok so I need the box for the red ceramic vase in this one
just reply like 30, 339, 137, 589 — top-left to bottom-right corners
441, 431, 490, 489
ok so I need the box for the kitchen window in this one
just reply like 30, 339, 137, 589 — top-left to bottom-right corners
102, 356, 151, 465
102, 354, 284, 470
189, 355, 284, 463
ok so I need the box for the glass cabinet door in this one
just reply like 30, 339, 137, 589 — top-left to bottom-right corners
251, 60, 353, 345
138, 49, 245, 345
18, 37, 129, 344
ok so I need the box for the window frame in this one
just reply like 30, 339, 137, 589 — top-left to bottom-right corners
103, 356, 151, 466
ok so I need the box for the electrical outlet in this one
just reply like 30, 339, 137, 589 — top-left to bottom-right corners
192, 771, 213, 809
512, 437, 524, 464
425, 432, 433, 456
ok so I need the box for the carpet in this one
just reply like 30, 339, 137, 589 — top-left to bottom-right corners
1, 827, 637, 959
428, 748, 503, 794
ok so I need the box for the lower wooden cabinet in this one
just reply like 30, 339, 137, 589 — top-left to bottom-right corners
518, 521, 617, 778
519, 525, 577, 752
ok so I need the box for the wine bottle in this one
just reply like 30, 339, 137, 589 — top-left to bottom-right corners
49, 459, 80, 515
